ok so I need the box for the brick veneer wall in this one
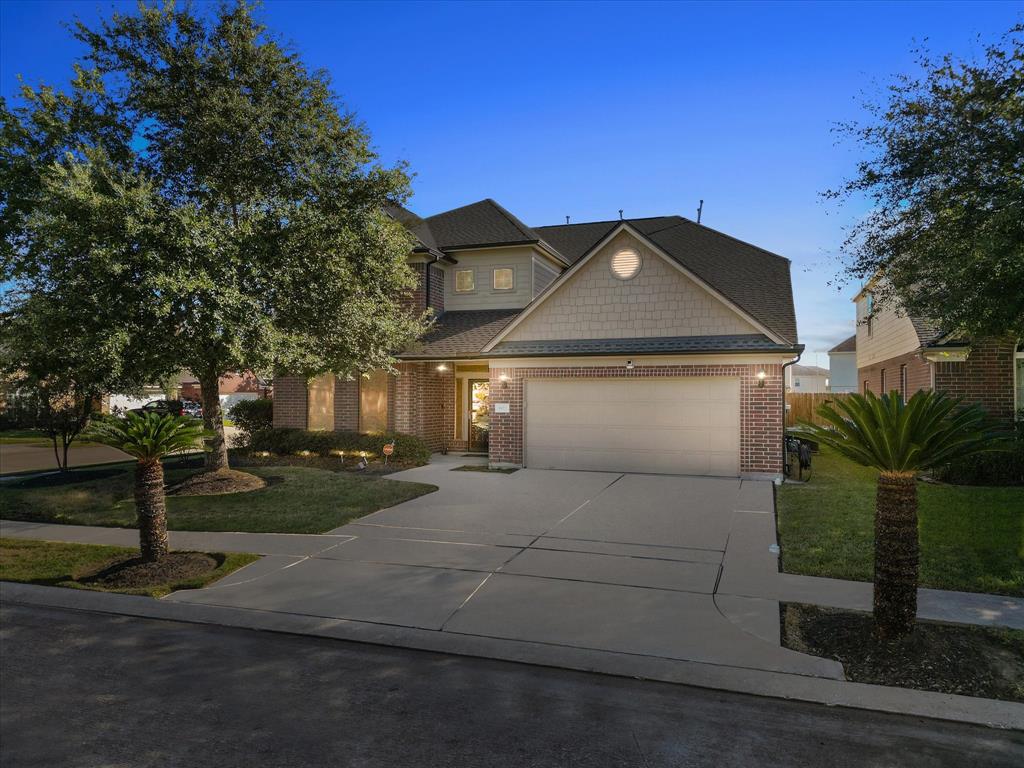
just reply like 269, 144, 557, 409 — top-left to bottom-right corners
392, 362, 455, 451
487, 363, 784, 475
933, 337, 1017, 423
858, 350, 932, 398
272, 376, 308, 428
428, 264, 444, 312
333, 377, 360, 431
400, 263, 427, 314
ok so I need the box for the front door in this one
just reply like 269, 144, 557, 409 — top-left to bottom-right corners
468, 379, 490, 453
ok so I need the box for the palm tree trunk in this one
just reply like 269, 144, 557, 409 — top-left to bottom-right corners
199, 369, 229, 472
135, 460, 169, 562
873, 471, 919, 639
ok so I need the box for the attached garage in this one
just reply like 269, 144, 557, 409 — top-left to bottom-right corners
523, 377, 741, 476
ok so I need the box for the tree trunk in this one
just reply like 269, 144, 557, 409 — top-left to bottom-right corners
873, 471, 919, 639
135, 460, 169, 562
199, 369, 229, 471
51, 434, 66, 472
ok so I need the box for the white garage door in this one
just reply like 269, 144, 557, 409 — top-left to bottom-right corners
525, 377, 740, 476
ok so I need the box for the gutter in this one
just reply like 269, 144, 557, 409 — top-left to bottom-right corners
781, 349, 803, 482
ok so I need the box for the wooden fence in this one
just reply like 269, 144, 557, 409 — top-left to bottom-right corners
785, 392, 854, 427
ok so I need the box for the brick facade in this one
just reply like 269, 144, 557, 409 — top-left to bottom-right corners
272, 376, 308, 428
392, 362, 455, 451
857, 337, 1017, 424
858, 349, 931, 399
428, 264, 444, 312
933, 337, 1017, 424
487, 363, 784, 475
333, 377, 360, 431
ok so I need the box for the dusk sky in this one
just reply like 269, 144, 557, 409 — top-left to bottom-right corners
2, 0, 1020, 365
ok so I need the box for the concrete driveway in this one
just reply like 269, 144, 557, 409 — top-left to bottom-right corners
168, 455, 841, 678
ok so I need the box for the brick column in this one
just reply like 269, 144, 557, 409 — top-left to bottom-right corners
272, 376, 308, 428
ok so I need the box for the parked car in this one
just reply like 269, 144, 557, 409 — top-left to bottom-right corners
128, 400, 187, 418
182, 400, 203, 419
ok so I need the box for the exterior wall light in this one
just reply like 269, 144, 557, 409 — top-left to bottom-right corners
498, 373, 510, 382
436, 363, 449, 372
757, 369, 767, 388
625, 360, 635, 370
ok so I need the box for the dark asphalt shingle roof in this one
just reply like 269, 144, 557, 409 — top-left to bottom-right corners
828, 334, 856, 354
535, 216, 799, 344
909, 315, 945, 347
423, 199, 542, 251
487, 334, 800, 358
401, 309, 522, 359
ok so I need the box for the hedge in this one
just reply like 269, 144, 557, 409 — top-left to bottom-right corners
227, 398, 273, 445
932, 416, 1024, 486
248, 428, 431, 466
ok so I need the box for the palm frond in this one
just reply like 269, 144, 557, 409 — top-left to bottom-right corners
791, 390, 1011, 473
87, 412, 210, 463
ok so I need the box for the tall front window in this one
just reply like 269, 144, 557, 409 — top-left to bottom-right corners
359, 370, 389, 434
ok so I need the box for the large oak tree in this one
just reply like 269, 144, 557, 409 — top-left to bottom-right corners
828, 24, 1024, 339
2, 1, 424, 470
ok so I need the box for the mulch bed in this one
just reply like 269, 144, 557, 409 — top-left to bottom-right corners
80, 552, 221, 590
230, 452, 418, 475
167, 469, 266, 496
782, 603, 1024, 702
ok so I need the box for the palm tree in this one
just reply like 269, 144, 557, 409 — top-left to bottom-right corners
793, 390, 1006, 640
88, 412, 208, 562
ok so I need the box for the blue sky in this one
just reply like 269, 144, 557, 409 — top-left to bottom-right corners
2, 0, 1020, 364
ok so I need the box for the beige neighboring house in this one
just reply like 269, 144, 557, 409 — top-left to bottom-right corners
827, 335, 857, 393
853, 280, 1022, 423
785, 364, 830, 394
274, 199, 803, 480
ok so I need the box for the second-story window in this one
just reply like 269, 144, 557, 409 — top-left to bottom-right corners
493, 268, 514, 291
455, 269, 475, 292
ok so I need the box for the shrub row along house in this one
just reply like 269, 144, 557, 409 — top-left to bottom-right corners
853, 281, 1023, 423
274, 199, 802, 479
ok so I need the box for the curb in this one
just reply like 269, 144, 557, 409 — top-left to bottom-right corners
3, 582, 1021, 731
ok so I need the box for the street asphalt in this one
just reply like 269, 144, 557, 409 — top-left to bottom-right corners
1, 603, 1020, 768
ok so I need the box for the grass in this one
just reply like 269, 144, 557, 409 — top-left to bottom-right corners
777, 446, 1024, 595
451, 464, 519, 474
0, 429, 96, 446
0, 464, 437, 534
0, 537, 259, 598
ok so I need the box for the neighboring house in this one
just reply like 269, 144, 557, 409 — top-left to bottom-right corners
827, 335, 857, 393
275, 199, 802, 480
854, 282, 1022, 423
178, 371, 271, 411
786, 364, 830, 393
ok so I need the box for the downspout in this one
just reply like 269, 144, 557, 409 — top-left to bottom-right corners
781, 350, 803, 483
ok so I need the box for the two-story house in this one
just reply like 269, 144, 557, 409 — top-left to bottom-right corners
854, 280, 1022, 423
274, 199, 803, 480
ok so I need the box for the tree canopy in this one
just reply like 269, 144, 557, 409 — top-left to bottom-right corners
828, 24, 1024, 340
1, 1, 426, 469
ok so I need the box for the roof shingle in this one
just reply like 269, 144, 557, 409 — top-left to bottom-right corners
402, 309, 522, 359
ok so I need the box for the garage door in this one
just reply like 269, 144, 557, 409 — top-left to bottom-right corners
524, 377, 740, 476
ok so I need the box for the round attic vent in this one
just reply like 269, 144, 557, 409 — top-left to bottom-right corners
610, 247, 641, 280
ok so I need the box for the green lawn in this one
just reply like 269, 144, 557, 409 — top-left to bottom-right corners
0, 464, 437, 534
0, 429, 96, 446
777, 447, 1024, 595
0, 537, 259, 597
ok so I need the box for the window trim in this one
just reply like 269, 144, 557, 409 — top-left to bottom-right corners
492, 266, 515, 292
900, 364, 908, 404
1014, 348, 1024, 417
880, 368, 886, 395
454, 269, 475, 293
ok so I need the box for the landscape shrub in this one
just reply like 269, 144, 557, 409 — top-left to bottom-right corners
932, 415, 1024, 486
248, 428, 431, 466
227, 398, 273, 445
